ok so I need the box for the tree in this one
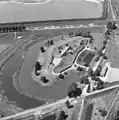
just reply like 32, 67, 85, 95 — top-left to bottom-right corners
40, 46, 46, 53
50, 40, 54, 45
18, 26, 22, 31
94, 69, 100, 76
91, 75, 97, 81
58, 74, 65, 80
101, 45, 106, 50
69, 32, 73, 37
40, 76, 49, 83
94, 66, 102, 76
80, 29, 91, 38
97, 49, 103, 56
89, 39, 93, 44
106, 21, 117, 30
115, 110, 119, 120
105, 29, 111, 36
16, 26, 18, 32
35, 69, 40, 76
80, 76, 89, 84
98, 109, 107, 117
65, 100, 74, 109
96, 78, 104, 90
75, 29, 92, 38
57, 111, 68, 120
12, 26, 16, 31
22, 25, 26, 31
77, 66, 83, 72
68, 82, 82, 98
3, 27, 5, 32
80, 41, 84, 45
35, 61, 42, 71
87, 67, 94, 77
94, 55, 100, 62
102, 54, 108, 60
103, 40, 107, 45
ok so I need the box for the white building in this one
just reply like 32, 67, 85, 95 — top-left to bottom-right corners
99, 62, 119, 83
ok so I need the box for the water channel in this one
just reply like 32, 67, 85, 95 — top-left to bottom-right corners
0, 37, 83, 109
0, 0, 103, 23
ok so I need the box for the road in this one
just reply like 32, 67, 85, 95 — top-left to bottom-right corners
109, 0, 116, 20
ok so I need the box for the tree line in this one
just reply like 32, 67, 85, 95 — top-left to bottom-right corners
0, 25, 26, 33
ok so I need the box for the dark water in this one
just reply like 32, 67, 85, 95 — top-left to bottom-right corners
0, 49, 45, 109
84, 103, 94, 120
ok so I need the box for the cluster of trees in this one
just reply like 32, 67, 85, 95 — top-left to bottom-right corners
57, 110, 68, 120
94, 48, 108, 62
114, 110, 119, 120
98, 108, 107, 117
77, 66, 84, 72
65, 100, 74, 109
0, 25, 26, 33
45, 40, 54, 47
93, 77, 104, 90
75, 29, 93, 39
40, 46, 46, 53
105, 21, 117, 40
106, 21, 117, 30
35, 61, 42, 76
68, 82, 82, 98
58, 74, 65, 80
80, 76, 90, 84
79, 65, 104, 90
40, 76, 49, 83
69, 32, 74, 37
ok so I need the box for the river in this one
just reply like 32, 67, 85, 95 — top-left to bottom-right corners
0, 48, 46, 109
0, 0, 103, 23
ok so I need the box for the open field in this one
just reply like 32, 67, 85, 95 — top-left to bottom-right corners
80, 87, 119, 120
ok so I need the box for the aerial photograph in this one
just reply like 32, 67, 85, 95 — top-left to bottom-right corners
0, 0, 119, 120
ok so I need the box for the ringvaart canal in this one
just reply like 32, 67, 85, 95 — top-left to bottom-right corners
0, 38, 82, 109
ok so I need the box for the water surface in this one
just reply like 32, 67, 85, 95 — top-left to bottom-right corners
0, 0, 103, 23
0, 49, 45, 109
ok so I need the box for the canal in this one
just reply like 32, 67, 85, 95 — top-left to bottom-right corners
0, 48, 45, 109
0, 37, 82, 109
